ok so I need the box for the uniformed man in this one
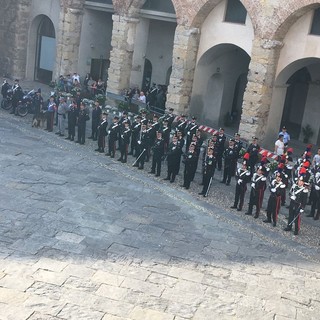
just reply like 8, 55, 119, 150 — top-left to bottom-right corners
221, 139, 238, 186
95, 112, 108, 153
129, 115, 142, 156
56, 97, 68, 136
118, 120, 131, 163
76, 102, 89, 144
160, 119, 170, 152
199, 147, 216, 197
307, 169, 320, 220
149, 131, 165, 177
89, 100, 102, 141
175, 114, 188, 136
107, 116, 120, 158
234, 133, 243, 158
182, 143, 199, 190
164, 135, 182, 183
134, 123, 148, 170
264, 171, 286, 226
230, 158, 251, 211
245, 166, 267, 218
185, 116, 198, 150
284, 175, 309, 235
247, 136, 260, 175
216, 128, 226, 171
11, 79, 23, 115
66, 100, 78, 141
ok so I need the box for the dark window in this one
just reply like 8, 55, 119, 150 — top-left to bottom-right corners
310, 8, 320, 35
224, 0, 247, 24
142, 0, 175, 14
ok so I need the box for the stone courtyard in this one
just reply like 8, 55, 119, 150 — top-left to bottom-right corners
0, 106, 320, 319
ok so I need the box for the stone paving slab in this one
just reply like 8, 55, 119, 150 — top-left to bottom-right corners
0, 108, 320, 319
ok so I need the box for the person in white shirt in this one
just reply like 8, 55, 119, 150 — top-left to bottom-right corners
312, 148, 320, 167
274, 134, 285, 157
138, 91, 146, 104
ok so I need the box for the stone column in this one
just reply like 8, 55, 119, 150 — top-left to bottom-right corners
166, 25, 200, 115
0, 0, 32, 79
55, 0, 85, 78
239, 37, 283, 143
106, 14, 139, 94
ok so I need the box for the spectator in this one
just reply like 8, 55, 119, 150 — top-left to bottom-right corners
275, 134, 285, 157
279, 126, 290, 146
138, 91, 146, 104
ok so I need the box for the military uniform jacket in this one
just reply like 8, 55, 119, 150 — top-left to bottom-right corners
131, 122, 141, 139
152, 138, 164, 156
108, 123, 120, 141
68, 105, 79, 124
92, 107, 102, 125
183, 150, 198, 168
216, 135, 226, 155
161, 126, 170, 144
289, 184, 308, 207
98, 119, 108, 137
121, 128, 131, 144
185, 122, 198, 138
203, 155, 216, 176
138, 130, 149, 148
176, 120, 188, 134
251, 173, 267, 191
235, 168, 251, 185
223, 147, 238, 168
167, 142, 182, 163
247, 143, 260, 163
269, 179, 286, 197
78, 109, 89, 124
234, 140, 243, 157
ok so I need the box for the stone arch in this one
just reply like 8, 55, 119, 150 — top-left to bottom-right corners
26, 14, 56, 82
171, 0, 259, 29
270, 1, 320, 40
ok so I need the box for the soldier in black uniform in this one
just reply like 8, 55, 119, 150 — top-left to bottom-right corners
134, 123, 148, 170
76, 102, 89, 145
32, 89, 44, 127
165, 108, 175, 130
1, 79, 10, 99
66, 100, 78, 141
118, 111, 131, 150
247, 136, 260, 175
107, 116, 120, 158
221, 139, 238, 186
161, 119, 171, 153
216, 128, 226, 171
185, 116, 198, 151
11, 79, 23, 115
182, 143, 199, 190
164, 135, 182, 183
264, 171, 286, 226
118, 121, 131, 163
231, 159, 251, 211
149, 131, 165, 177
284, 175, 309, 235
245, 166, 267, 218
89, 101, 102, 141
199, 147, 216, 197
129, 115, 142, 156
175, 114, 188, 137
234, 133, 243, 158
95, 112, 108, 153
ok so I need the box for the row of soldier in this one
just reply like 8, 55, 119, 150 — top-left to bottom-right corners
16, 93, 319, 237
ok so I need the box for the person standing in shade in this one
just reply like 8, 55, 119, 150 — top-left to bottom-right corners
182, 143, 198, 190
76, 102, 89, 145
56, 97, 68, 136
95, 112, 108, 153
45, 96, 56, 132
118, 121, 131, 163
247, 136, 260, 175
89, 100, 102, 141
199, 147, 216, 197
221, 139, 238, 186
149, 131, 165, 177
164, 135, 182, 183
216, 128, 226, 171
66, 100, 78, 141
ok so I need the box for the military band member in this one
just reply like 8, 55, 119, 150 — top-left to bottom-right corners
107, 116, 120, 158
231, 158, 251, 211
307, 170, 320, 220
185, 116, 198, 150
95, 112, 108, 153
245, 166, 267, 218
221, 139, 238, 186
264, 171, 286, 226
89, 100, 102, 141
66, 100, 78, 141
175, 114, 188, 137
161, 119, 171, 152
247, 136, 260, 175
284, 175, 309, 235
216, 128, 226, 171
199, 147, 216, 197
134, 123, 148, 170
164, 135, 182, 183
129, 115, 142, 156
165, 107, 175, 130
234, 133, 243, 158
149, 131, 165, 177
118, 121, 131, 163
182, 143, 199, 190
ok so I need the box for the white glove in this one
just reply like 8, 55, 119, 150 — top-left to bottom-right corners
187, 131, 190, 135
315, 185, 320, 191
290, 195, 296, 201
251, 183, 255, 188
108, 130, 111, 135
271, 188, 276, 193
299, 209, 304, 213
238, 179, 243, 185
137, 140, 141, 145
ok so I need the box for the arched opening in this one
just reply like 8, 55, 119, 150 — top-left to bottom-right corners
190, 43, 250, 131
142, 58, 152, 91
34, 15, 56, 83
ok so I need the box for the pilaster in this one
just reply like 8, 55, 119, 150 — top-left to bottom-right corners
166, 25, 200, 114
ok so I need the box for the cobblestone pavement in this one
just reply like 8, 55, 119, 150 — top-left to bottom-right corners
0, 107, 320, 320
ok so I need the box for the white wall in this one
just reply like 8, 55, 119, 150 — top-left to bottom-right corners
78, 9, 113, 79
145, 20, 176, 85
197, 0, 254, 62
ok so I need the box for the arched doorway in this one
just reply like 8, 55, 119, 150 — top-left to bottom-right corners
190, 44, 250, 130
35, 15, 56, 83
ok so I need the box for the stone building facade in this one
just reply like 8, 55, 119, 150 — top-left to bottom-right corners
1, 0, 320, 147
